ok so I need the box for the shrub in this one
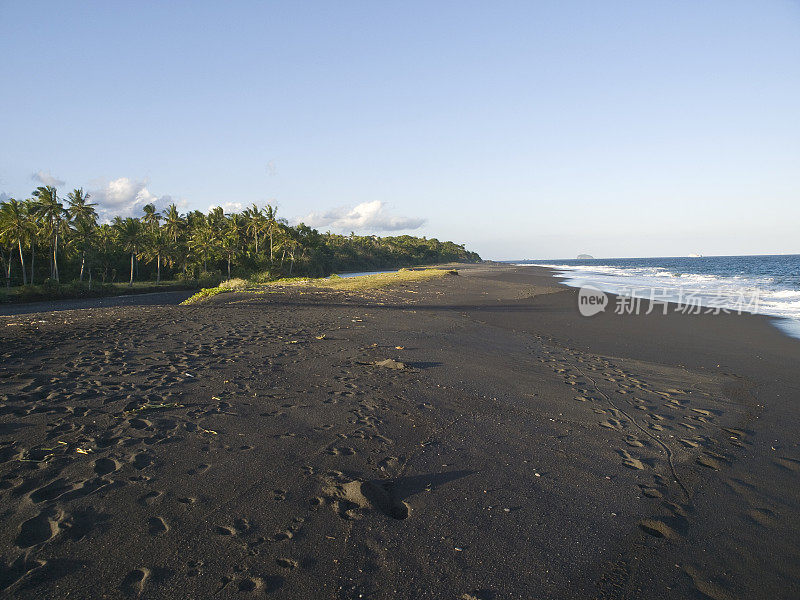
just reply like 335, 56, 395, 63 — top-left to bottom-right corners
198, 270, 222, 288
218, 278, 249, 291
249, 270, 275, 284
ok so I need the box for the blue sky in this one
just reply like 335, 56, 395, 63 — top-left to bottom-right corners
1, 1, 798, 259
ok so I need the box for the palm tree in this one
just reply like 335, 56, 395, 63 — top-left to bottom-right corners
66, 188, 97, 225
70, 218, 96, 282
244, 204, 267, 255
163, 203, 185, 243
189, 223, 215, 273
95, 224, 117, 282
115, 217, 144, 286
142, 203, 162, 232
23, 199, 41, 284
0, 199, 31, 285
32, 185, 66, 281
141, 228, 171, 283
220, 214, 244, 279
265, 204, 279, 261
278, 223, 301, 274
207, 206, 225, 233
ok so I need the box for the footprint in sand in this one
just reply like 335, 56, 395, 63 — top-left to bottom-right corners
696, 454, 723, 470
638, 519, 679, 539
131, 453, 153, 470
276, 558, 299, 570
273, 529, 295, 541
215, 525, 236, 536
29, 479, 76, 503
138, 491, 163, 506
239, 577, 263, 592
147, 516, 169, 535
328, 447, 356, 456
120, 568, 150, 596
187, 463, 210, 475
618, 449, 646, 470
94, 457, 120, 475
625, 435, 645, 448
323, 478, 411, 521
682, 565, 736, 600
748, 507, 778, 527
186, 560, 203, 577
378, 456, 400, 472
15, 508, 64, 548
774, 456, 800, 471
638, 484, 663, 498
678, 438, 702, 449
233, 517, 253, 534
600, 418, 625, 431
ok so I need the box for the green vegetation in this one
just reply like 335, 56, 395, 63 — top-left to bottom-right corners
0, 187, 480, 302
180, 267, 457, 305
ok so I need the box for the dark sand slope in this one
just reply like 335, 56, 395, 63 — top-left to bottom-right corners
0, 265, 798, 599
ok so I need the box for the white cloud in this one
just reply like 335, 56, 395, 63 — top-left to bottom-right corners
208, 201, 244, 214
31, 171, 65, 188
90, 177, 186, 222
0, 192, 10, 202
296, 201, 425, 232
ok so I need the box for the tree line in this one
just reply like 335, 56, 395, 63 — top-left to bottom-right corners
0, 186, 480, 289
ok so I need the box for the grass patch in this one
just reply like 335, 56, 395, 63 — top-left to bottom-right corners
270, 267, 457, 291
181, 267, 457, 305
180, 287, 228, 305
218, 277, 250, 291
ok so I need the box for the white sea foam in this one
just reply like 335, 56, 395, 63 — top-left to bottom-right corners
519, 262, 800, 338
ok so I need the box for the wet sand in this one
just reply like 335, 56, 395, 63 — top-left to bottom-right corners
0, 264, 798, 599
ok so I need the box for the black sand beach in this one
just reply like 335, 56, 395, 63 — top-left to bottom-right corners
1, 264, 798, 599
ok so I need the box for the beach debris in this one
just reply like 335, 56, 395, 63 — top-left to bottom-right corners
395, 346, 404, 350
127, 402, 182, 414
315, 334, 326, 340
373, 358, 406, 370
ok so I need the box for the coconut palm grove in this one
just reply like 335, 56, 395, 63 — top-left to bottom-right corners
0, 186, 480, 298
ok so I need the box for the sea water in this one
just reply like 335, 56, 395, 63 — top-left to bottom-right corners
514, 255, 800, 339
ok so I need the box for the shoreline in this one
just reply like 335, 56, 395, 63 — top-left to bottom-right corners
0, 263, 798, 598
530, 263, 800, 341
514, 259, 800, 341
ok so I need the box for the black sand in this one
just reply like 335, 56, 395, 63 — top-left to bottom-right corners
0, 264, 798, 599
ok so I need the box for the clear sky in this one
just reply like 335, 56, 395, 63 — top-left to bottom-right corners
1, 1, 798, 259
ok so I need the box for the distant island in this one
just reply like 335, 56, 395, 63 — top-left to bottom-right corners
577, 254, 594, 259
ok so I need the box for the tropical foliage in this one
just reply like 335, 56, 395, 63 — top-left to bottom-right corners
0, 188, 479, 290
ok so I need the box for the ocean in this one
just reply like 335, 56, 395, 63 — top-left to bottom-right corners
514, 255, 800, 339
